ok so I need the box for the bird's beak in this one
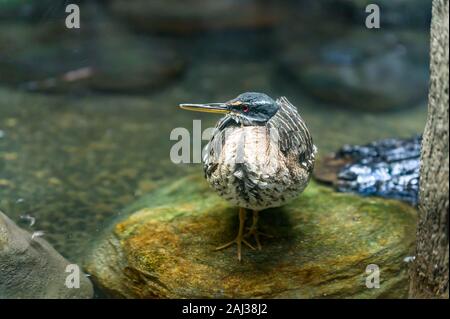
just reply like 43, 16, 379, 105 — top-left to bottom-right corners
179, 102, 230, 114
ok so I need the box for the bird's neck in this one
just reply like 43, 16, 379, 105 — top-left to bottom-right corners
216, 114, 268, 131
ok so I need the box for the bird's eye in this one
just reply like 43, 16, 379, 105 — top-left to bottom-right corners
242, 105, 249, 113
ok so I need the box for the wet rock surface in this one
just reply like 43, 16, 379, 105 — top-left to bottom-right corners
279, 27, 429, 111
0, 211, 93, 299
314, 136, 421, 205
84, 175, 417, 298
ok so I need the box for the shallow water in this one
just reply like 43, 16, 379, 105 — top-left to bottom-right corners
0, 1, 429, 267
0, 87, 426, 262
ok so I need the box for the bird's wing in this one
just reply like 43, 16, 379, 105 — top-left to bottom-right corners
269, 97, 316, 170
202, 117, 229, 178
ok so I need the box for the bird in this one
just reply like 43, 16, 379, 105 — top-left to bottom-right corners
179, 92, 316, 261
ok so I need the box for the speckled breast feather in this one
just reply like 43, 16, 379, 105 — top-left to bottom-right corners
203, 97, 316, 210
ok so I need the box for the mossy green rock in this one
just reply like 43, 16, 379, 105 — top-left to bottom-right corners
84, 175, 417, 298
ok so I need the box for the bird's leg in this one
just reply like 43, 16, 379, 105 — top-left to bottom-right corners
215, 207, 255, 261
245, 210, 273, 250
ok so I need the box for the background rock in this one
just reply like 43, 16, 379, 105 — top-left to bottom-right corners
279, 27, 429, 111
84, 175, 417, 298
0, 211, 93, 299
325, 0, 432, 28
108, 0, 284, 34
0, 0, 76, 21
0, 6, 185, 93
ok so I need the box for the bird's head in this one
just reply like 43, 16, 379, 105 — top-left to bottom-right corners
179, 92, 279, 126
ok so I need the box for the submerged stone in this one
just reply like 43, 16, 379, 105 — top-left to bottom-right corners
314, 136, 421, 205
84, 175, 417, 298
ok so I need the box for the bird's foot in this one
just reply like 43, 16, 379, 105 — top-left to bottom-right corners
244, 227, 273, 251
215, 235, 255, 261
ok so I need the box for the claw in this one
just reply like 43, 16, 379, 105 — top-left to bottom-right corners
243, 211, 273, 250
245, 227, 273, 238
243, 239, 256, 250
215, 237, 256, 261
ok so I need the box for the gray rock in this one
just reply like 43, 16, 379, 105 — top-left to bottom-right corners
410, 0, 449, 299
0, 211, 93, 299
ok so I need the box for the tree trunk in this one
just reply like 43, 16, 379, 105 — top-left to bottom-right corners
409, 0, 449, 299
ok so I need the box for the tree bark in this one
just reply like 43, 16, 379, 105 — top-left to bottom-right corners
409, 0, 449, 299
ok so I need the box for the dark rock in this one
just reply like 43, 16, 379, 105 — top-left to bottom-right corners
0, 7, 185, 93
84, 175, 417, 298
0, 0, 72, 21
312, 156, 352, 185
325, 0, 432, 28
182, 61, 276, 100
314, 136, 421, 205
108, 0, 285, 34
279, 26, 429, 111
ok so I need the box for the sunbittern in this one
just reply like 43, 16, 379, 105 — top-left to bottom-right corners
180, 92, 316, 261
